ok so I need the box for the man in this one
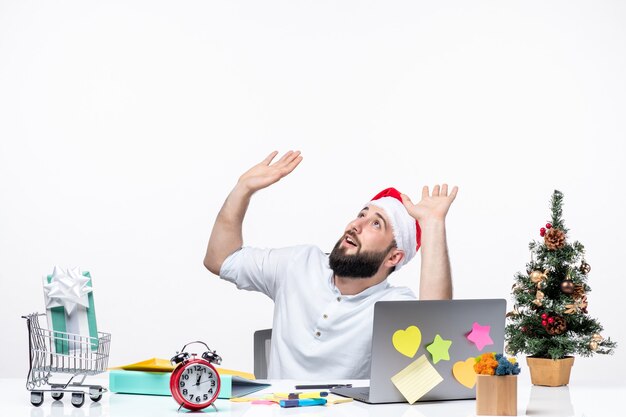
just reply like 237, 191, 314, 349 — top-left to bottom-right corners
204, 150, 458, 379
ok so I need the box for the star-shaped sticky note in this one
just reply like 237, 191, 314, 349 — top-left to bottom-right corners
466, 322, 493, 351
426, 334, 452, 364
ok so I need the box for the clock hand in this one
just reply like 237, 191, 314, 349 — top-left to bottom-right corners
196, 373, 202, 386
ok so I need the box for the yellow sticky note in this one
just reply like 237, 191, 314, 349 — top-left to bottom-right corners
325, 394, 353, 405
392, 325, 422, 358
391, 354, 443, 404
230, 396, 275, 403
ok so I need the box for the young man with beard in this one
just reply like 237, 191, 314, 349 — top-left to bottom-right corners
204, 150, 458, 379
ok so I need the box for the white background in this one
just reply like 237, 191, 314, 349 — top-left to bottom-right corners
1, 0, 624, 384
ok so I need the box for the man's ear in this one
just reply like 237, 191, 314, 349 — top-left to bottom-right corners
385, 249, 405, 268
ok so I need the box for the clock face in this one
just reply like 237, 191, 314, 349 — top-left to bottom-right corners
176, 362, 219, 406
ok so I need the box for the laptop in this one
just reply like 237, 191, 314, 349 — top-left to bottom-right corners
331, 299, 506, 404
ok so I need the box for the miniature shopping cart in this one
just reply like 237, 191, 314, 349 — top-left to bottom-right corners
22, 313, 111, 408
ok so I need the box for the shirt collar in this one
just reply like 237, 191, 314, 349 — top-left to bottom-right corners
326, 270, 391, 301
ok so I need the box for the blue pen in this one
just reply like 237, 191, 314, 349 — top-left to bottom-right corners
279, 398, 327, 408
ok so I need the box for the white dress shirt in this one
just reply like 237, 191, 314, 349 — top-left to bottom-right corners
220, 244, 416, 379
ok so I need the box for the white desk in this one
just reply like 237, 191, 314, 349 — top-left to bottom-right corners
1, 376, 624, 417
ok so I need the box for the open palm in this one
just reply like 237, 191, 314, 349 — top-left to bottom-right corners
401, 185, 458, 222
238, 151, 303, 193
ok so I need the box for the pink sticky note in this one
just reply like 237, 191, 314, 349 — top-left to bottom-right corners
466, 322, 493, 351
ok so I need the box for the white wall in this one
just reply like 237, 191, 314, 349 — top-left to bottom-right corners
1, 0, 624, 384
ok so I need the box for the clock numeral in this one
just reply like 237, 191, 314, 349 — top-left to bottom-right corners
211, 380, 215, 387
203, 394, 208, 401
189, 394, 194, 401
208, 388, 213, 394
182, 374, 189, 380
187, 368, 193, 374
182, 389, 188, 395
208, 372, 213, 378
195, 365, 202, 372
195, 396, 201, 403
179, 381, 185, 388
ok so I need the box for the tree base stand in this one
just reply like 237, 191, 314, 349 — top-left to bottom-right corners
526, 356, 574, 387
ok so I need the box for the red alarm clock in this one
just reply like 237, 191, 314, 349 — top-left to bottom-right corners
170, 341, 222, 411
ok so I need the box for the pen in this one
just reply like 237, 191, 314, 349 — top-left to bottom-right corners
279, 398, 327, 408
289, 391, 329, 399
294, 384, 352, 390
274, 391, 329, 399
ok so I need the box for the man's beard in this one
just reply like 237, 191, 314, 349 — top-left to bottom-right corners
328, 235, 395, 279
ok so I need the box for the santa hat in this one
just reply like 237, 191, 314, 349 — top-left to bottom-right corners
367, 187, 421, 271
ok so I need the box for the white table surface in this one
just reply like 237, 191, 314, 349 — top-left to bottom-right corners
1, 375, 625, 417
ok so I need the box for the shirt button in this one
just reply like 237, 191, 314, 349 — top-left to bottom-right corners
315, 331, 321, 337
337, 297, 341, 302
323, 314, 328, 319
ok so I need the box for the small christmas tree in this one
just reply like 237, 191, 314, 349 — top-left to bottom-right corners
505, 190, 616, 359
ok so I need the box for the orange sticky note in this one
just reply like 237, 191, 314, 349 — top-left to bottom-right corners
452, 357, 477, 388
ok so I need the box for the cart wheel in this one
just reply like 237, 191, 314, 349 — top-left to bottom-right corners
51, 391, 64, 401
89, 386, 103, 402
71, 392, 85, 408
30, 391, 44, 407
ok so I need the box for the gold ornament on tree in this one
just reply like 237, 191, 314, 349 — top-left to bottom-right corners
532, 290, 545, 307
530, 269, 549, 289
564, 295, 588, 314
589, 333, 603, 351
544, 228, 566, 250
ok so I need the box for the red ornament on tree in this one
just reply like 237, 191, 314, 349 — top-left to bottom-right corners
548, 317, 554, 324
541, 313, 548, 319
542, 320, 547, 326
540, 227, 546, 237
546, 223, 552, 229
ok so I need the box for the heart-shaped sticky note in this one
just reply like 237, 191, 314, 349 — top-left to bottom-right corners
392, 325, 422, 358
452, 357, 477, 389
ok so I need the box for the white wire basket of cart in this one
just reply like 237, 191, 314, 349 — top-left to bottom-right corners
22, 313, 111, 407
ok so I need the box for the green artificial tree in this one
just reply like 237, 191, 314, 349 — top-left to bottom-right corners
505, 190, 616, 360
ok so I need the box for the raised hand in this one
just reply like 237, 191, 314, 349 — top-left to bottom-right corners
400, 184, 458, 223
237, 150, 303, 194
204, 150, 303, 276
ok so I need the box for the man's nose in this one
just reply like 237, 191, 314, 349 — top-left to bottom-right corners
348, 218, 364, 233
